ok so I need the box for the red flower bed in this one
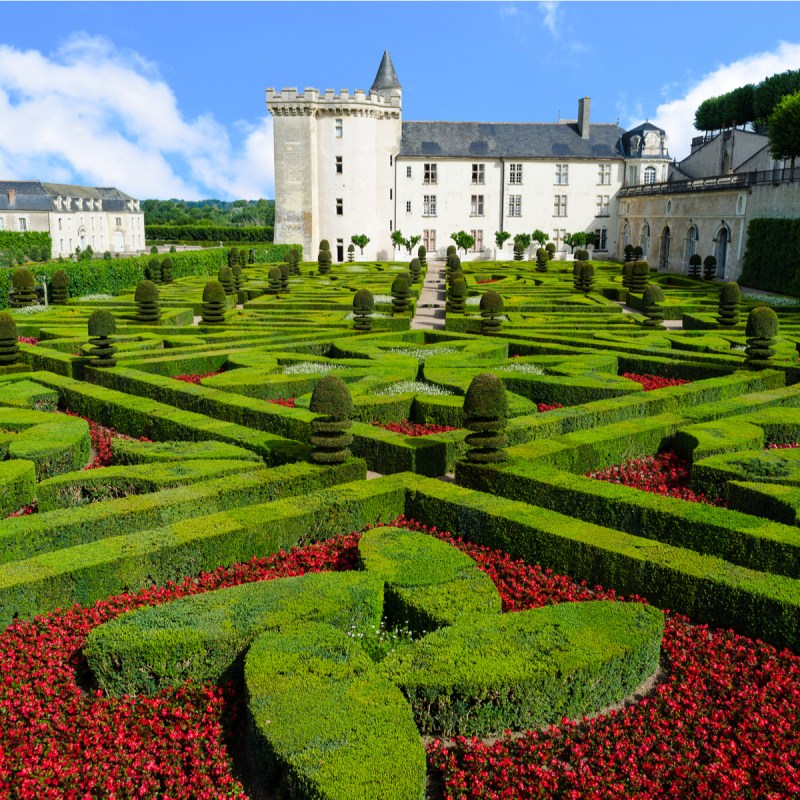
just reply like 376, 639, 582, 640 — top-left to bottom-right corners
63, 410, 151, 470
476, 278, 499, 285
767, 442, 799, 450
173, 371, 222, 384
622, 372, 690, 391
585, 449, 725, 506
1, 518, 798, 798
537, 402, 564, 413
17, 336, 38, 346
372, 420, 460, 436
268, 396, 296, 408
5, 501, 37, 519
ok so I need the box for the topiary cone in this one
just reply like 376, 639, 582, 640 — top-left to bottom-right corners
202, 281, 227, 324
446, 275, 467, 313
217, 266, 235, 295
417, 245, 427, 268
479, 290, 504, 335
688, 253, 702, 279
267, 267, 282, 294
279, 263, 290, 291
463, 372, 508, 463
642, 283, 665, 327
309, 375, 353, 464
318, 248, 332, 275
717, 282, 741, 327
160, 257, 174, 284
409, 258, 421, 283
745, 307, 779, 369
231, 264, 243, 291
50, 270, 70, 304
703, 255, 717, 281
87, 310, 117, 367
146, 256, 162, 284
536, 248, 548, 273
0, 312, 20, 365
10, 268, 37, 308
391, 273, 412, 315
134, 280, 161, 324
353, 288, 374, 332
630, 261, 650, 294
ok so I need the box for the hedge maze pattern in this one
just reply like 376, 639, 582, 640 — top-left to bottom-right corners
2, 251, 800, 798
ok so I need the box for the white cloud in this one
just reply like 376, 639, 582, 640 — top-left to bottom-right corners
649, 40, 800, 160
0, 34, 274, 199
538, 1, 560, 37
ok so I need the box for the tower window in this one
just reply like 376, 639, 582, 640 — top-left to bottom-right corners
644, 166, 657, 184
424, 163, 437, 184
335, 119, 343, 138
406, 165, 412, 178
471, 164, 485, 184
406, 201, 412, 213
509, 163, 523, 184
335, 156, 343, 174
336, 198, 343, 216
390, 155, 393, 166
555, 164, 569, 185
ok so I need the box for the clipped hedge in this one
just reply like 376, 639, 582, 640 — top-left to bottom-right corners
740, 218, 800, 296
145, 225, 274, 243
0, 459, 36, 517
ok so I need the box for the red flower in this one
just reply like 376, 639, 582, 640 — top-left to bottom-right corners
371, 420, 460, 436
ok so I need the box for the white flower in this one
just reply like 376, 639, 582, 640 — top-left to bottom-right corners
374, 380, 454, 397
385, 346, 458, 361
499, 362, 546, 375
280, 362, 346, 375
11, 304, 48, 315
75, 294, 115, 301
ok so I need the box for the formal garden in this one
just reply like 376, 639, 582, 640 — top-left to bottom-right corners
0, 243, 798, 799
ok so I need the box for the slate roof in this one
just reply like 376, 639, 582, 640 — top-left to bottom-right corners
620, 122, 667, 158
370, 50, 401, 92
398, 121, 626, 159
0, 181, 136, 212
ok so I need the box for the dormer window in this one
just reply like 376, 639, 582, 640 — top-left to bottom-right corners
643, 166, 657, 185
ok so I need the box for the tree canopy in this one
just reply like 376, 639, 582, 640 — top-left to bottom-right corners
142, 198, 274, 227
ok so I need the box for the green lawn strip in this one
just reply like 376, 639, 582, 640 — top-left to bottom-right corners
402, 476, 800, 651
0, 459, 365, 566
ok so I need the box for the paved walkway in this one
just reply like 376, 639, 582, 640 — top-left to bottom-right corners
410, 261, 446, 330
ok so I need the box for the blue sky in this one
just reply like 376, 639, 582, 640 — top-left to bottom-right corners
1, 2, 798, 200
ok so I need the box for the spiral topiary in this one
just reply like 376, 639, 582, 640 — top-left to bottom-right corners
391, 273, 412, 315
642, 284, 665, 327
632, 245, 644, 260
575, 249, 590, 262
231, 264, 243, 292
318, 247, 332, 275
409, 258, 421, 283
347, 243, 355, 262
624, 244, 635, 263
688, 253, 702, 279
630, 260, 650, 294
479, 290, 504, 336
160, 257, 173, 284
572, 260, 583, 291
577, 263, 595, 295
146, 256, 162, 284
288, 248, 301, 275
217, 266, 235, 295
50, 270, 70, 305
463, 372, 508, 463
446, 252, 461, 277
352, 288, 374, 332
703, 255, 717, 281
248, 249, 256, 265
536, 248, 548, 273
10, 268, 37, 307
545, 242, 556, 259
319, 239, 330, 253
745, 307, 779, 370
267, 267, 282, 294
134, 280, 161, 324
309, 375, 353, 465
446, 244, 457, 259
513, 242, 524, 262
87, 310, 117, 367
228, 247, 240, 269
202, 281, 227, 324
621, 261, 635, 289
0, 313, 20, 366
717, 282, 742, 327
279, 263, 290, 292
446, 274, 467, 314
418, 245, 427, 268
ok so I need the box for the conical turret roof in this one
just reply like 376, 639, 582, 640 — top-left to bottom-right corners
370, 50, 401, 92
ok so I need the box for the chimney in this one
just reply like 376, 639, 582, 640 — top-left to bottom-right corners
7, 189, 15, 206
577, 97, 590, 139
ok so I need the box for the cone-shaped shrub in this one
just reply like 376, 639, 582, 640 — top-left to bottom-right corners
309, 375, 353, 465
318, 247, 332, 275
630, 260, 650, 294
578, 263, 595, 295
745, 307, 779, 369
409, 258, 421, 283
10, 268, 37, 307
446, 253, 461, 276
319, 239, 330, 252
87, 310, 117, 367
231, 264, 243, 291
717, 282, 742, 327
575, 249, 590, 262
347, 243, 355, 262
50, 270, 69, 304
417, 245, 427, 268
202, 281, 227, 324
479, 290, 504, 335
160, 257, 173, 284
642, 283, 665, 327
146, 257, 162, 284
248, 248, 256, 265
267, 267, 282, 294
279, 263, 290, 291
536, 248, 548, 272
289, 248, 301, 275
446, 244, 457, 258
633, 245, 644, 260
703, 255, 717, 281
688, 253, 702, 279
217, 266, 235, 295
624, 244, 635, 263
391, 273, 412, 315
352, 288, 374, 332
463, 372, 508, 463
228, 248, 240, 269
513, 242, 524, 261
545, 242, 556, 259
134, 280, 160, 324
621, 261, 635, 289
447, 274, 467, 313
0, 313, 20, 365
572, 260, 583, 291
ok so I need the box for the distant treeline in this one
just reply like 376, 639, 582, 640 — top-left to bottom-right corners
145, 225, 274, 243
142, 198, 275, 228
694, 69, 800, 132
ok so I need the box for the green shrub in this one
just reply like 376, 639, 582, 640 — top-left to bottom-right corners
230, 263, 243, 292
446, 244, 456, 258
145, 256, 162, 284
10, 268, 37, 307
575, 248, 590, 262
134, 280, 160, 324
446, 252, 461, 276
202, 281, 227, 324
536, 248, 548, 272
160, 257, 173, 284
391, 273, 412, 315
0, 312, 19, 366
50, 270, 69, 304
545, 242, 556, 257
227, 247, 240, 269
417, 244, 427, 267
576, 262, 595, 295
463, 372, 508, 463
740, 218, 800, 294
217, 266, 235, 294
623, 244, 635, 263
409, 258, 421, 283
353, 289, 374, 332
630, 260, 649, 294
87, 310, 117, 367
310, 376, 353, 464
717, 282, 742, 326
0, 460, 36, 518
446, 275, 467, 314
688, 253, 703, 279
621, 261, 635, 289
267, 267, 282, 294
513, 242, 524, 261
703, 254, 717, 281
147, 225, 273, 243
642, 283, 665, 327
279, 262, 290, 291
745, 306, 779, 369
479, 290, 504, 335
633, 245, 644, 259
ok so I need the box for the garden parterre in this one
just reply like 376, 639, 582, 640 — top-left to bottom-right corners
1, 252, 799, 798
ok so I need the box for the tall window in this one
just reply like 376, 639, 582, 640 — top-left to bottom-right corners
598, 164, 612, 185
335, 118, 343, 138
423, 163, 437, 184
17, 218, 27, 231
471, 164, 485, 184
553, 229, 566, 250
555, 164, 569, 185
508, 195, 522, 217
509, 163, 523, 184
594, 228, 608, 251
553, 195, 567, 217
406, 201, 412, 213
423, 229, 436, 252
470, 230, 484, 252
335, 156, 343, 174
643, 166, 657, 184
406, 165, 412, 178
336, 198, 343, 216
596, 195, 610, 217
470, 195, 484, 216
115, 217, 122, 226
423, 195, 437, 217
641, 222, 650, 255
58, 217, 63, 230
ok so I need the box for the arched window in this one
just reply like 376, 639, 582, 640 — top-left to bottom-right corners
660, 227, 671, 271
643, 166, 657, 185
623, 221, 631, 250
641, 222, 650, 257
685, 225, 698, 272
715, 225, 730, 279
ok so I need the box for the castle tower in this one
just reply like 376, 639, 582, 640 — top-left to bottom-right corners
267, 52, 403, 261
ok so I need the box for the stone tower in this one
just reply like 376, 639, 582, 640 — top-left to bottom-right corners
266, 51, 403, 261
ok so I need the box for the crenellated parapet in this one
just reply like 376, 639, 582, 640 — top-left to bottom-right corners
266, 87, 402, 119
